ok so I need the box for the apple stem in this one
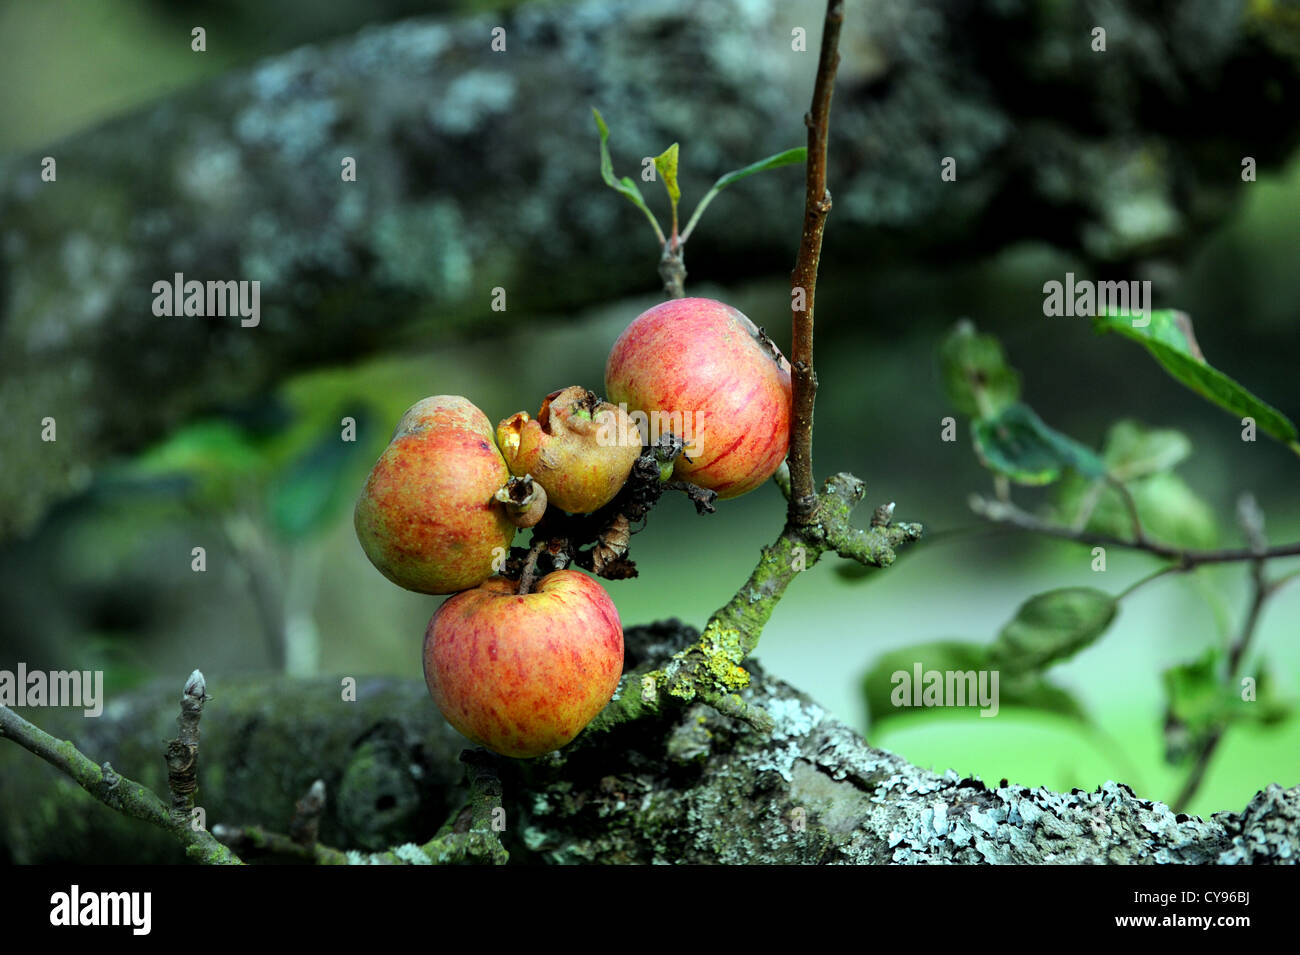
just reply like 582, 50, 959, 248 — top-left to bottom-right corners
517, 538, 548, 595
658, 238, 686, 299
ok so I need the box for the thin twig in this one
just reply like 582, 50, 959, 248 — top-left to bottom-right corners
1114, 564, 1183, 602
971, 495, 1300, 568
0, 684, 242, 864
1173, 557, 1271, 812
1107, 476, 1148, 546
289, 779, 327, 846
787, 0, 845, 525
165, 669, 206, 818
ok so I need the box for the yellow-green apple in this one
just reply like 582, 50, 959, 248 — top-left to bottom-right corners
605, 297, 792, 499
423, 570, 624, 758
496, 386, 642, 514
354, 395, 515, 594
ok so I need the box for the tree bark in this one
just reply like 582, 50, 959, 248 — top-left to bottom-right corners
2, 621, 1295, 864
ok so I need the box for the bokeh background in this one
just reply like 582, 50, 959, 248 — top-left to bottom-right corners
1, 0, 1297, 838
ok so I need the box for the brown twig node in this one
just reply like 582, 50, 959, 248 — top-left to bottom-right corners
290, 779, 328, 846
165, 669, 207, 816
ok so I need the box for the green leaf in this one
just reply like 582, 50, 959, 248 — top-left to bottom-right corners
1054, 470, 1218, 549
937, 320, 1020, 418
1162, 648, 1223, 764
1163, 649, 1291, 765
987, 587, 1118, 676
267, 409, 371, 540
129, 419, 268, 505
679, 147, 806, 242
1102, 420, 1192, 481
972, 403, 1106, 485
862, 640, 1089, 730
653, 142, 680, 232
1094, 310, 1298, 446
592, 108, 664, 244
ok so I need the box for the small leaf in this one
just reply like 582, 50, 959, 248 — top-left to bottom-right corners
129, 419, 268, 506
654, 142, 681, 230
1163, 650, 1291, 764
592, 108, 664, 244
679, 147, 806, 242
1055, 470, 1218, 549
937, 320, 1020, 418
267, 409, 371, 540
1162, 648, 1226, 764
1094, 310, 1298, 445
988, 587, 1118, 676
972, 403, 1106, 485
1101, 420, 1192, 481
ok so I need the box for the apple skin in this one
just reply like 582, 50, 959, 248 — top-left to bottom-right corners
354, 395, 515, 595
423, 570, 624, 758
497, 385, 642, 514
605, 297, 792, 499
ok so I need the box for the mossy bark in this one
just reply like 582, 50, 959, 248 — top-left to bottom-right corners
2, 622, 1296, 864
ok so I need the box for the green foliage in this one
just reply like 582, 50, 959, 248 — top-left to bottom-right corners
1101, 420, 1192, 481
972, 403, 1106, 486
653, 142, 681, 231
1094, 310, 1299, 446
128, 419, 268, 507
594, 107, 805, 246
1053, 421, 1218, 548
592, 108, 664, 244
267, 408, 372, 541
988, 587, 1118, 676
1162, 649, 1291, 764
1056, 471, 1219, 549
938, 319, 1020, 418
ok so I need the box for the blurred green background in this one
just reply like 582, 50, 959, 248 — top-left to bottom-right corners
0, 0, 1297, 824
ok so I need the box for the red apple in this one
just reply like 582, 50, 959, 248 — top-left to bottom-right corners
497, 385, 642, 514
355, 395, 515, 595
423, 570, 624, 758
604, 297, 792, 499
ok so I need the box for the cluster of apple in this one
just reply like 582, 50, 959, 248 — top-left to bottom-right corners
354, 297, 792, 758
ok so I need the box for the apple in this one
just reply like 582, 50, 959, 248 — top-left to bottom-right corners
354, 395, 515, 595
605, 297, 792, 499
496, 385, 642, 514
423, 570, 624, 758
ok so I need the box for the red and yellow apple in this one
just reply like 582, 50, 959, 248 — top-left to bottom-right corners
354, 395, 515, 594
497, 385, 642, 514
604, 297, 792, 499
423, 570, 624, 758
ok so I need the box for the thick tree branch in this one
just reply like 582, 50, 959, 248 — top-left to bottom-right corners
587, 474, 920, 734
